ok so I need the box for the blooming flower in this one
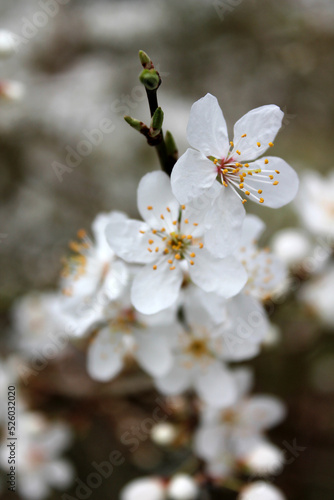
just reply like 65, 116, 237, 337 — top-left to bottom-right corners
60, 210, 129, 335
194, 368, 285, 477
0, 412, 74, 500
237, 215, 287, 300
87, 293, 176, 381
154, 292, 268, 407
171, 94, 299, 256
106, 171, 247, 314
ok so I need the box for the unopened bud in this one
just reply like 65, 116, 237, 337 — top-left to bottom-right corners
167, 474, 198, 500
150, 107, 164, 137
139, 69, 160, 91
138, 50, 153, 69
151, 422, 177, 446
124, 115, 143, 132
165, 130, 178, 158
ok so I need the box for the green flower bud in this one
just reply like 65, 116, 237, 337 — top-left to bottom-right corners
139, 69, 160, 91
150, 107, 164, 136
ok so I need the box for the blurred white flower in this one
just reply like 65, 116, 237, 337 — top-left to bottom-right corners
295, 171, 334, 240
271, 228, 312, 268
299, 265, 334, 327
244, 442, 284, 476
194, 368, 285, 478
121, 474, 198, 500
0, 80, 25, 101
0, 30, 17, 57
0, 412, 74, 500
238, 481, 286, 500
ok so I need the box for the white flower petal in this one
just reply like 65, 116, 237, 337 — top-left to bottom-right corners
42, 459, 74, 488
243, 157, 299, 208
189, 251, 247, 298
241, 214, 266, 247
232, 105, 283, 162
187, 93, 229, 158
171, 148, 218, 204
106, 220, 155, 263
131, 259, 183, 314
195, 362, 237, 408
167, 474, 199, 500
194, 425, 227, 461
137, 171, 179, 230
155, 359, 193, 395
240, 396, 286, 431
204, 185, 245, 258
135, 326, 174, 377
87, 328, 124, 381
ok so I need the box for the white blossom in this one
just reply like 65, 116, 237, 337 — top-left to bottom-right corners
238, 481, 286, 500
106, 171, 247, 314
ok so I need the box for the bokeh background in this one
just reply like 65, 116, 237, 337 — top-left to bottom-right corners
1, 0, 334, 499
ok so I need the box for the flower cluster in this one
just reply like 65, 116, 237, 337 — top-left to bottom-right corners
6, 91, 298, 499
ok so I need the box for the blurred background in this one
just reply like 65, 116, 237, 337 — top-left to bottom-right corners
0, 0, 334, 499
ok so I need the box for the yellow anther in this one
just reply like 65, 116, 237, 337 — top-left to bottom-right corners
242, 172, 247, 177
153, 265, 157, 270
223, 181, 228, 187
148, 239, 154, 244
273, 181, 279, 185
77, 229, 87, 239
232, 168, 240, 174
244, 163, 249, 168
164, 248, 169, 254
230, 141, 234, 147
275, 170, 280, 174
199, 243, 204, 249
223, 169, 228, 174
155, 247, 159, 252
259, 198, 264, 203
172, 220, 177, 225
241, 133, 247, 138
258, 189, 263, 194
184, 219, 189, 224
193, 222, 198, 226
257, 142, 261, 147
161, 228, 166, 232
162, 236, 167, 241
269, 175, 274, 180
170, 266, 176, 270
190, 260, 194, 265
236, 150, 241, 155
254, 169, 261, 173
160, 214, 164, 220
242, 199, 247, 204
166, 207, 171, 212
69, 241, 80, 252
139, 230, 145, 234
239, 183, 244, 189
268, 142, 274, 147
175, 254, 181, 260
247, 172, 252, 176
187, 235, 192, 240
235, 162, 242, 167
147, 206, 153, 210
213, 158, 218, 164
181, 235, 187, 240
181, 205, 186, 210
148, 248, 152, 252
245, 191, 250, 195
264, 159, 269, 164
152, 229, 157, 234
168, 259, 173, 264
190, 252, 196, 258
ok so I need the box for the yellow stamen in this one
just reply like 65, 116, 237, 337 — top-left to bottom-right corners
273, 181, 279, 185
268, 142, 274, 147
241, 133, 247, 138
175, 254, 181, 260
184, 219, 189, 224
257, 142, 261, 147
153, 265, 157, 270
264, 159, 269, 164
259, 198, 264, 203
236, 150, 241, 155
148, 239, 154, 244
147, 206, 153, 210
190, 260, 194, 265
258, 189, 262, 194
190, 252, 196, 257
170, 266, 175, 270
